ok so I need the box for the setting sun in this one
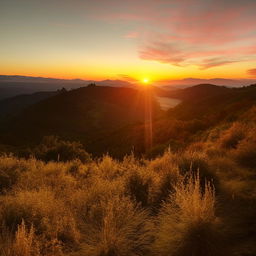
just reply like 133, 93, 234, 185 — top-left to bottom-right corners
142, 78, 150, 84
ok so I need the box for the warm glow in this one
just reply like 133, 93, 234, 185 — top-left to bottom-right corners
142, 78, 149, 84
1, 0, 256, 82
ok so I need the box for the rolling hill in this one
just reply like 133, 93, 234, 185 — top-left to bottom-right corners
0, 90, 60, 119
1, 83, 256, 157
0, 86, 161, 156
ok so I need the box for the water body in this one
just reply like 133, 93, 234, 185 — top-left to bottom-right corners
156, 96, 181, 110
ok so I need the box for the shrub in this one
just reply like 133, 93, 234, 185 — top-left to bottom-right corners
153, 173, 223, 256
11, 220, 40, 256
147, 150, 182, 210
153, 170, 180, 211
174, 151, 219, 191
148, 149, 177, 174
33, 136, 91, 163
125, 170, 151, 208
17, 161, 77, 194
96, 155, 123, 180
81, 196, 153, 256
0, 156, 36, 193
231, 137, 256, 169
219, 122, 246, 149
0, 189, 80, 249
176, 151, 209, 175
69, 177, 125, 223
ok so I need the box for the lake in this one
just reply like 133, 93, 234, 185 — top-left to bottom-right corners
156, 96, 181, 110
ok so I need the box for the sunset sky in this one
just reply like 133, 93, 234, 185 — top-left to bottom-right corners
1, 0, 256, 82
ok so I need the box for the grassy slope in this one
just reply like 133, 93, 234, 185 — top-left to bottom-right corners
1, 109, 256, 255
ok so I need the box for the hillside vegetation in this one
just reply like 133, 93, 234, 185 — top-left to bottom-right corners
0, 84, 256, 255
1, 84, 256, 158
0, 86, 162, 156
0, 104, 256, 255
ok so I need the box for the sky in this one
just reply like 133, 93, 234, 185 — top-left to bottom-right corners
1, 0, 256, 82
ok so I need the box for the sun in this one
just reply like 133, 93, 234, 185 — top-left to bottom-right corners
142, 78, 149, 84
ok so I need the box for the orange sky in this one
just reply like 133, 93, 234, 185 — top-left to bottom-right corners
1, 0, 256, 82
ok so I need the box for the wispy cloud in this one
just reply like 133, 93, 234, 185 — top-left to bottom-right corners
123, 31, 139, 39
117, 74, 139, 82
247, 68, 256, 76
94, 0, 256, 69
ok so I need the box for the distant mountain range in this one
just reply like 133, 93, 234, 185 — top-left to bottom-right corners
1, 75, 256, 100
0, 75, 134, 100
160, 78, 256, 89
0, 75, 133, 87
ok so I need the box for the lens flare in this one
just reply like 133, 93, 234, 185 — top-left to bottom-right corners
143, 88, 153, 150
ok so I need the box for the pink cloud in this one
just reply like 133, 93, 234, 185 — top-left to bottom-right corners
140, 42, 186, 65
92, 0, 256, 69
248, 69, 256, 76
139, 40, 256, 69
124, 31, 139, 39
199, 58, 239, 69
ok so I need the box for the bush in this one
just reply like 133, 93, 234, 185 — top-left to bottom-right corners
148, 149, 177, 174
125, 170, 152, 208
11, 220, 40, 256
96, 155, 124, 180
33, 136, 91, 163
174, 151, 219, 191
0, 189, 80, 249
81, 196, 153, 256
231, 137, 256, 169
153, 171, 180, 211
153, 173, 223, 256
69, 177, 125, 223
17, 161, 77, 194
0, 156, 35, 193
219, 123, 246, 149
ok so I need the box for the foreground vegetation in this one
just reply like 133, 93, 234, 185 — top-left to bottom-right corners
1, 105, 256, 255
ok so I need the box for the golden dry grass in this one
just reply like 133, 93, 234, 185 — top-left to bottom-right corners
0, 132, 255, 256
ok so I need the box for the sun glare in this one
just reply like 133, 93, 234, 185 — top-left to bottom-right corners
142, 78, 149, 84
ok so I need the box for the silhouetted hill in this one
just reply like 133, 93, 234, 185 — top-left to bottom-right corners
1, 83, 256, 157
0, 86, 161, 155
0, 81, 81, 100
0, 91, 59, 119
168, 84, 256, 121
160, 78, 256, 88
0, 75, 134, 99
160, 84, 230, 100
